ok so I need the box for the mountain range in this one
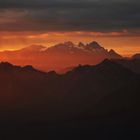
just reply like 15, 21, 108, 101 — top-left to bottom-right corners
0, 41, 123, 72
0, 41, 140, 139
0, 59, 140, 139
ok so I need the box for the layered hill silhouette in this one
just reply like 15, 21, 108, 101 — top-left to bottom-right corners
0, 41, 122, 72
132, 53, 140, 59
112, 59, 140, 74
0, 59, 140, 139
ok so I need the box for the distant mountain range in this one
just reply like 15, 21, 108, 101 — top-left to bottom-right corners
0, 41, 124, 72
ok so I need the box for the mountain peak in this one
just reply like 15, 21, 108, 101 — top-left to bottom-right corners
108, 49, 122, 58
0, 62, 20, 72
78, 42, 85, 47
0, 62, 44, 74
0, 62, 14, 69
87, 41, 103, 49
95, 59, 133, 76
109, 49, 116, 53
0, 62, 13, 67
99, 59, 113, 65
132, 53, 140, 59
22, 65, 37, 72
97, 59, 122, 70
50, 41, 75, 49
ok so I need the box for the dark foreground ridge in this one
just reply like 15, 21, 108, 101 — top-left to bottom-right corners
0, 59, 140, 139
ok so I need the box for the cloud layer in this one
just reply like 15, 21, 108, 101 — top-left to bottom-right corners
0, 0, 139, 35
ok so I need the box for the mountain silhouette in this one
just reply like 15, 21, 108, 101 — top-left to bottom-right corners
108, 49, 122, 58
112, 59, 140, 74
0, 59, 139, 139
0, 59, 136, 115
132, 53, 140, 59
46, 41, 83, 54
0, 62, 43, 73
86, 41, 105, 50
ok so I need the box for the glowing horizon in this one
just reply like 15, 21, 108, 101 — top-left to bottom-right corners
0, 0, 139, 57
0, 31, 139, 57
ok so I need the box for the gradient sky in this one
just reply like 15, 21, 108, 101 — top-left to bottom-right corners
0, 0, 140, 56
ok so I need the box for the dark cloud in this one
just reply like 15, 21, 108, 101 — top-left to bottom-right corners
0, 0, 139, 35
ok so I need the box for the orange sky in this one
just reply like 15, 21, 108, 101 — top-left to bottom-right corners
0, 31, 139, 57
0, 0, 139, 57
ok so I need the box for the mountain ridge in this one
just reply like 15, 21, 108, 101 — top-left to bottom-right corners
0, 41, 139, 73
0, 59, 139, 138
